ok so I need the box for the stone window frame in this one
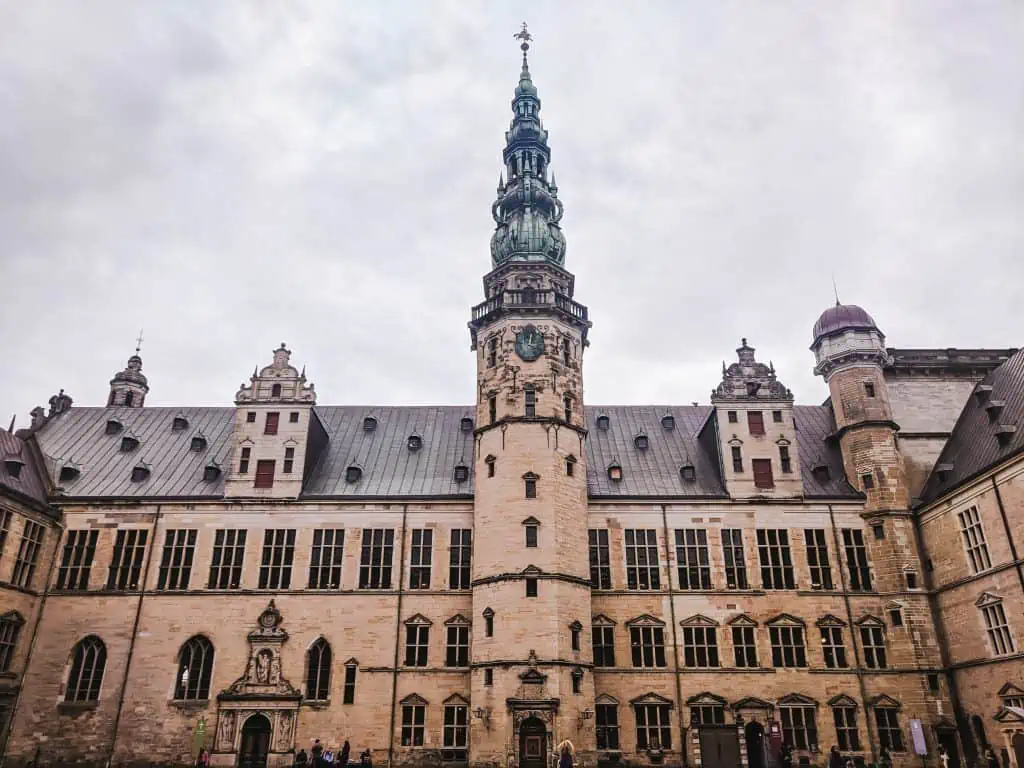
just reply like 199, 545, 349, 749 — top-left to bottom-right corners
403, 614, 432, 668
400, 693, 428, 747
444, 614, 471, 668
687, 691, 728, 725
674, 529, 712, 590
408, 528, 433, 590
728, 613, 759, 668
816, 615, 849, 670
777, 693, 819, 751
855, 615, 888, 670
630, 692, 674, 750
174, 634, 215, 702
624, 529, 661, 591
828, 695, 861, 752
767, 614, 807, 668
957, 505, 993, 574
680, 615, 720, 669
976, 593, 1017, 657
0, 610, 26, 674
841, 528, 873, 592
870, 695, 905, 752
522, 517, 540, 549
756, 528, 796, 590
57, 529, 99, 591
803, 528, 834, 590
626, 615, 667, 669
596, 694, 621, 750
304, 636, 331, 702
592, 614, 617, 668
442, 693, 470, 759
64, 634, 107, 704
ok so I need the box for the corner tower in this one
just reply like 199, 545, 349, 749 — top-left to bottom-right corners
468, 26, 594, 768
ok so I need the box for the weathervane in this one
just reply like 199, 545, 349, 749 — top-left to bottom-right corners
135, 328, 144, 354
514, 22, 532, 53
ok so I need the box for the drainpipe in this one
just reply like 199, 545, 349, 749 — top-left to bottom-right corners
105, 504, 162, 768
387, 506, 410, 768
660, 505, 687, 768
827, 504, 877, 763
0, 510, 64, 768
991, 477, 1024, 596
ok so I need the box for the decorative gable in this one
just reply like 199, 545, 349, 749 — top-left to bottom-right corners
630, 692, 674, 706
404, 613, 432, 626
444, 614, 471, 626
592, 614, 617, 627
854, 614, 885, 627
727, 613, 758, 627
444, 693, 470, 706
680, 614, 719, 627
976, 592, 1004, 607
521, 516, 541, 526
595, 693, 619, 705
869, 694, 901, 709
687, 692, 727, 706
815, 614, 847, 628
569, 620, 583, 631
626, 614, 666, 627
778, 693, 818, 707
766, 613, 805, 627
827, 694, 858, 708
522, 564, 542, 576
998, 683, 1024, 698
733, 696, 774, 711
400, 693, 429, 706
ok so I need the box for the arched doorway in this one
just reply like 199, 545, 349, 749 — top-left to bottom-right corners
519, 717, 547, 768
238, 713, 272, 768
1012, 733, 1024, 768
745, 721, 767, 768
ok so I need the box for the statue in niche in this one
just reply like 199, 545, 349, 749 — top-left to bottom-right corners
270, 654, 281, 684
279, 712, 293, 745
256, 650, 272, 684
218, 711, 235, 747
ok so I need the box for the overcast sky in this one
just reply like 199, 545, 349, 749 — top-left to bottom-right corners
1, 1, 1021, 423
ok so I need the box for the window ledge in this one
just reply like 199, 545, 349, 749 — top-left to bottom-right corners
168, 699, 210, 711
57, 701, 98, 714
303, 699, 331, 710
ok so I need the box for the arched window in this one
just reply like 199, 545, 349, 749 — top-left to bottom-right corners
67, 636, 106, 702
306, 638, 332, 700
174, 635, 214, 700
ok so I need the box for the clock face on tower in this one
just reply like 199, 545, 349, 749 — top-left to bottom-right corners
515, 326, 545, 362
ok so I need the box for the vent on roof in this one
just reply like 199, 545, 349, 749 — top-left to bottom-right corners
4, 457, 25, 479
363, 416, 377, 432
59, 464, 80, 484
346, 465, 362, 484
680, 465, 696, 482
453, 465, 469, 483
935, 463, 954, 483
596, 415, 610, 430
203, 462, 221, 482
812, 464, 831, 482
607, 462, 623, 482
996, 425, 1017, 447
172, 415, 189, 431
130, 464, 151, 483
634, 433, 649, 451
661, 415, 675, 430
190, 434, 207, 452
460, 417, 474, 433
974, 384, 993, 404
120, 435, 139, 453
105, 419, 123, 436
984, 400, 1006, 420
407, 435, 422, 452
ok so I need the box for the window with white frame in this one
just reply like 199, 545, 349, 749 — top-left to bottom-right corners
757, 529, 796, 589
958, 506, 992, 574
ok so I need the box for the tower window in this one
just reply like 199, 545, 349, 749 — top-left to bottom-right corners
487, 338, 497, 368
748, 411, 765, 436
772, 410, 783, 423
596, 415, 609, 430
488, 396, 497, 425
363, 416, 377, 431
905, 571, 918, 589
264, 412, 279, 435
564, 396, 572, 423
239, 447, 251, 474
571, 668, 582, 694
524, 387, 536, 418
484, 668, 493, 686
486, 456, 496, 478
889, 608, 904, 627
566, 455, 576, 477
289, 412, 299, 423
861, 473, 874, 490
872, 524, 885, 540
283, 447, 295, 474
484, 609, 494, 637
453, 465, 469, 483
124, 391, 134, 407
525, 524, 538, 548
562, 339, 571, 365
246, 412, 256, 423
524, 476, 537, 499
864, 382, 876, 398
731, 446, 743, 473
254, 460, 275, 489
779, 446, 792, 473
271, 383, 282, 398
525, 577, 538, 597
346, 466, 362, 484
727, 411, 738, 423
407, 435, 422, 452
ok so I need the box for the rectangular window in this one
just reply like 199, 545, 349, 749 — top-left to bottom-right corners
308, 529, 345, 589
728, 411, 738, 423
731, 446, 743, 472
254, 459, 275, 489
769, 625, 807, 667
258, 529, 295, 589
11, 520, 45, 589
524, 388, 536, 418
675, 529, 712, 589
525, 577, 538, 597
635, 704, 672, 750
449, 529, 472, 590
0, 509, 10, 562
833, 708, 860, 751
571, 625, 581, 651
864, 382, 876, 398
596, 704, 620, 750
488, 396, 497, 424
337, 664, 355, 705
239, 446, 251, 474
246, 411, 256, 423
443, 704, 469, 761
779, 445, 792, 473
524, 477, 537, 498
0, 616, 21, 673
629, 626, 667, 668
156, 529, 196, 591
289, 411, 299, 423
982, 602, 1016, 656
757, 529, 796, 589
682, 626, 719, 668
589, 529, 611, 589
748, 411, 765, 436
820, 626, 848, 668
842, 528, 872, 591
484, 668, 493, 686
359, 528, 395, 589
401, 704, 425, 746
485, 614, 493, 637
804, 529, 834, 590
722, 529, 748, 589
692, 705, 726, 725
487, 459, 495, 478
752, 458, 774, 488
861, 473, 874, 490
208, 529, 246, 589
625, 529, 661, 590
525, 525, 538, 548
405, 626, 429, 667
564, 397, 573, 423
56, 529, 99, 591
264, 412, 279, 435
874, 709, 905, 752
446, 625, 470, 667
593, 626, 616, 667
106, 529, 148, 590
773, 410, 784, 423
283, 446, 295, 474
409, 529, 433, 589
958, 506, 992, 573
487, 337, 497, 368
781, 707, 818, 751
861, 626, 887, 669
732, 626, 758, 667
905, 571, 918, 589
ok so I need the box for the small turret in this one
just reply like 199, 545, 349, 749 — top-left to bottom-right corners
108, 336, 149, 408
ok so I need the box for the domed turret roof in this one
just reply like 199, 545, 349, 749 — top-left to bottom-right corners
112, 353, 148, 387
812, 303, 878, 344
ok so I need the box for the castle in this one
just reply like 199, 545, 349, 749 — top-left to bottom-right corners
1, 29, 1023, 768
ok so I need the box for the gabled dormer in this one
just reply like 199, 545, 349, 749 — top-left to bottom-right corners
710, 339, 803, 499
225, 344, 322, 499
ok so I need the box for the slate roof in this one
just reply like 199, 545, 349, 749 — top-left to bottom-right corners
27, 403, 856, 501
919, 348, 1024, 505
0, 430, 50, 509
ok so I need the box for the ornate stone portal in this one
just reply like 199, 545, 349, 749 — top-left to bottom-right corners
213, 601, 301, 766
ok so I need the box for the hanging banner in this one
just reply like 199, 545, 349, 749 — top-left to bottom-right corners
910, 719, 927, 756
192, 716, 207, 758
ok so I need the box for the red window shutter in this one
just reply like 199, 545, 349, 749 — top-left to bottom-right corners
254, 460, 276, 489
752, 459, 773, 489
264, 412, 280, 435
747, 411, 765, 436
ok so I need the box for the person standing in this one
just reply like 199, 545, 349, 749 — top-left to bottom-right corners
295, 748, 309, 767
312, 739, 324, 767
339, 739, 351, 767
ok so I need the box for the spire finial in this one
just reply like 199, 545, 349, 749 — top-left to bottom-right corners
831, 273, 840, 306
135, 328, 144, 354
514, 22, 532, 52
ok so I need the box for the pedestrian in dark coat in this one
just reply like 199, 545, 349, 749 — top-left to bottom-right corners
339, 740, 351, 767
295, 749, 309, 767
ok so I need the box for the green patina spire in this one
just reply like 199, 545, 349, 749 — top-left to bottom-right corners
489, 24, 566, 268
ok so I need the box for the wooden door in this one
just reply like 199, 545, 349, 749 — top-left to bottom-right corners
700, 726, 741, 768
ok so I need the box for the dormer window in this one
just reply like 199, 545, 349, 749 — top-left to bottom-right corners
271, 383, 282, 397
120, 436, 139, 453
812, 464, 831, 482
190, 435, 207, 452
661, 415, 675, 430
974, 384, 993, 404
407, 435, 422, 452
680, 465, 696, 482
130, 464, 150, 483
460, 417, 474, 433
4, 458, 25, 479
105, 419, 123, 436
363, 416, 377, 432
59, 465, 80, 483
607, 463, 623, 482
596, 415, 609, 430
346, 466, 362, 484
172, 415, 189, 431
453, 465, 469, 483
984, 400, 1006, 420
935, 463, 954, 483
996, 425, 1017, 446
203, 463, 221, 482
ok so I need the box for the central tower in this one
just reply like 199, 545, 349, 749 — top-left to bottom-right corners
468, 25, 594, 768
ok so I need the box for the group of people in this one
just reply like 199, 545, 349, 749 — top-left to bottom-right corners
294, 739, 371, 767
